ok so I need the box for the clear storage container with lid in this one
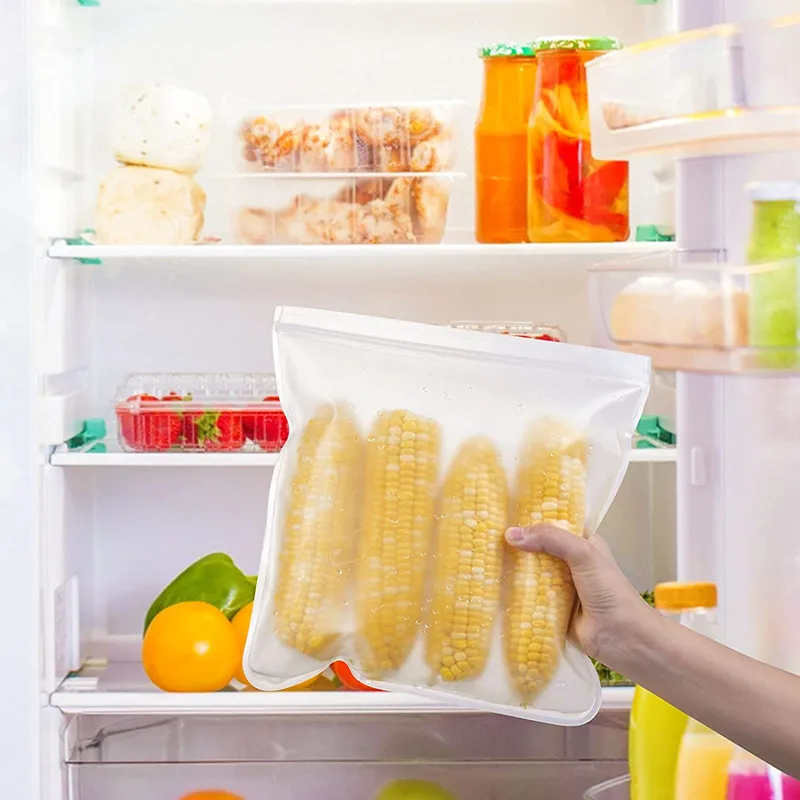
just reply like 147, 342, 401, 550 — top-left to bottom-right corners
527, 36, 629, 243
475, 43, 538, 244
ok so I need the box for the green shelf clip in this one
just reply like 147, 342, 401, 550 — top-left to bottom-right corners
65, 230, 102, 265
76, 0, 101, 7
65, 419, 107, 452
636, 225, 676, 243
656, 417, 676, 445
635, 415, 660, 448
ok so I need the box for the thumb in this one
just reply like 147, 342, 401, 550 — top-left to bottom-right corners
505, 524, 596, 571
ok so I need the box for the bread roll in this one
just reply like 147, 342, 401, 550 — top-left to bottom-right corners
111, 84, 212, 174
96, 166, 206, 245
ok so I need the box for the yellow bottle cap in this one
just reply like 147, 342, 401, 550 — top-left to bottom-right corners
654, 582, 717, 611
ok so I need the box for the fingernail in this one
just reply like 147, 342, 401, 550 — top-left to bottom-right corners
506, 527, 525, 543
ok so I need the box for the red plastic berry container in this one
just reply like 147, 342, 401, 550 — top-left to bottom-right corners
114, 373, 289, 453
449, 321, 566, 342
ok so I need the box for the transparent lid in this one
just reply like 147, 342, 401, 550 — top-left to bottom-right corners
746, 181, 800, 203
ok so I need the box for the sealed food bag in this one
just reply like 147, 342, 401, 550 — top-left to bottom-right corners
245, 307, 650, 724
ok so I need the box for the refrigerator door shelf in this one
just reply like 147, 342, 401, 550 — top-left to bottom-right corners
591, 250, 800, 374
51, 660, 635, 715
587, 15, 800, 160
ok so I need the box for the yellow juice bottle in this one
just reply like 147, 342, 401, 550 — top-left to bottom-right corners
674, 720, 734, 800
629, 582, 717, 800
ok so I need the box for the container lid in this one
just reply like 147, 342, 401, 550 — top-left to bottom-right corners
532, 36, 623, 52
654, 582, 717, 611
479, 43, 537, 58
746, 181, 800, 203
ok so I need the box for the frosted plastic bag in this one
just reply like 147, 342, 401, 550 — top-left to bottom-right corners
245, 307, 650, 724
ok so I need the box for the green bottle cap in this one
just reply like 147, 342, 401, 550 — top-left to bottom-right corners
532, 36, 623, 52
479, 43, 537, 59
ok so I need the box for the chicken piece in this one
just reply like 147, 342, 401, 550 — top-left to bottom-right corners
302, 199, 358, 244
411, 178, 449, 244
344, 178, 389, 205
410, 136, 452, 172
240, 117, 300, 170
374, 142, 410, 172
236, 207, 277, 244
405, 107, 444, 144
300, 115, 357, 171
356, 198, 415, 244
384, 177, 414, 217
355, 107, 406, 146
96, 166, 206, 245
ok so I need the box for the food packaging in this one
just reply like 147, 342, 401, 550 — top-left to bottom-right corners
450, 321, 565, 342
244, 307, 650, 724
226, 100, 460, 173
233, 174, 454, 245
95, 166, 207, 246
110, 84, 213, 175
114, 373, 288, 452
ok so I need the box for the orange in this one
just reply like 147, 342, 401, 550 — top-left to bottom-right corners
230, 601, 254, 686
178, 792, 244, 800
142, 601, 238, 692
230, 602, 319, 691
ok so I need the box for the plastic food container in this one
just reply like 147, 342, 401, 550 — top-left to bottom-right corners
226, 100, 460, 173
475, 43, 538, 244
528, 36, 629, 244
450, 321, 565, 342
232, 174, 456, 245
583, 775, 631, 800
114, 373, 288, 453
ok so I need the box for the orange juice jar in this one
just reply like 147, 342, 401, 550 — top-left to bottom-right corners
475, 43, 538, 243
527, 36, 629, 243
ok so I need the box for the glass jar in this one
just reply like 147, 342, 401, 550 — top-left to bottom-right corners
527, 36, 629, 243
475, 43, 538, 244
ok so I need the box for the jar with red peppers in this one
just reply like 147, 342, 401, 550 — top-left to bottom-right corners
527, 36, 629, 243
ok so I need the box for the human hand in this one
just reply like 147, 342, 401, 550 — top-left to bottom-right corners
505, 524, 658, 666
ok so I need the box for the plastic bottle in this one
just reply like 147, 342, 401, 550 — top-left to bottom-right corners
726, 749, 772, 800
629, 582, 717, 800
675, 720, 735, 800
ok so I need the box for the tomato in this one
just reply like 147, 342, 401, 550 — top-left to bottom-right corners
142, 601, 238, 693
332, 661, 382, 692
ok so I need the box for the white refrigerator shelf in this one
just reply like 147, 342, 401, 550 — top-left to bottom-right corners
49, 441, 675, 466
48, 240, 673, 262
51, 661, 634, 715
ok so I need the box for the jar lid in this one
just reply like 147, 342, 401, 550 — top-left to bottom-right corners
654, 581, 717, 611
532, 36, 623, 52
479, 43, 537, 59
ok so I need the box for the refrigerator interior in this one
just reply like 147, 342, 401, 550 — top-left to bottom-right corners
24, 0, 682, 797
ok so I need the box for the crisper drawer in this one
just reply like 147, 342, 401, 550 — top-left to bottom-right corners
66, 712, 628, 800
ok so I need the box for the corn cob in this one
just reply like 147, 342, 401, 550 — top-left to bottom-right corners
505, 419, 587, 703
273, 405, 362, 658
426, 437, 508, 682
356, 410, 440, 677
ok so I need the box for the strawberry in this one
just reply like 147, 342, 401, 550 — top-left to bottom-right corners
254, 396, 289, 452
534, 333, 560, 342
117, 393, 158, 451
161, 392, 197, 448
194, 409, 245, 451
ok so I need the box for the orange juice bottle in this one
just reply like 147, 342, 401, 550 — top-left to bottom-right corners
475, 43, 538, 243
629, 582, 718, 800
675, 721, 735, 800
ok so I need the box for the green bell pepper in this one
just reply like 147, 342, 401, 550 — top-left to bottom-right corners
144, 553, 256, 634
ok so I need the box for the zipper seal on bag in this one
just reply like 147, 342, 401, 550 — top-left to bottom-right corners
274, 306, 652, 385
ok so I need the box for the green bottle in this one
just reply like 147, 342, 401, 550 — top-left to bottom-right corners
746, 182, 800, 369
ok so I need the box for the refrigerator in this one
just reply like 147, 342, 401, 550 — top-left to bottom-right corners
2, 0, 798, 796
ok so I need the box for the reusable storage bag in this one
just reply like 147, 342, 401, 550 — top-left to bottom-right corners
245, 307, 650, 724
